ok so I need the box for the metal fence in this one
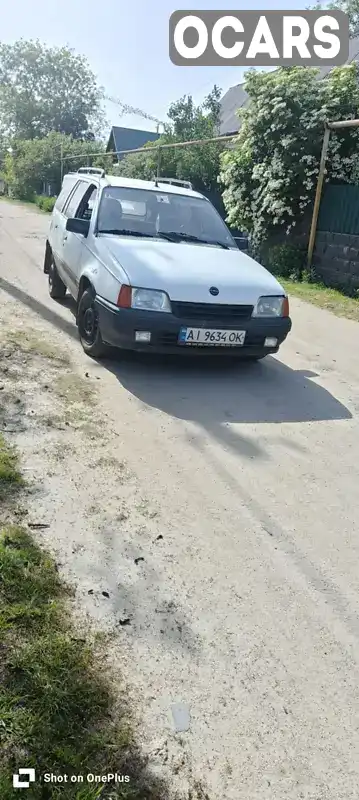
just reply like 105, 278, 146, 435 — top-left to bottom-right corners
317, 184, 359, 235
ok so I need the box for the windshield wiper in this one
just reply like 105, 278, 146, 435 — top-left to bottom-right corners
158, 230, 230, 249
99, 229, 156, 238
99, 228, 230, 249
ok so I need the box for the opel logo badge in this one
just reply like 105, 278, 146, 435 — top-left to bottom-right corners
209, 286, 219, 296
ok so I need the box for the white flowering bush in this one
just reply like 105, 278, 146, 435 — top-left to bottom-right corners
220, 65, 359, 251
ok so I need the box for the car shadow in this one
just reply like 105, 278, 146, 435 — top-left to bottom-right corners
103, 350, 352, 425
0, 277, 352, 444
97, 351, 352, 464
0, 276, 79, 341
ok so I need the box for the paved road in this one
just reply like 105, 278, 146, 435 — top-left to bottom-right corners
1, 199, 359, 799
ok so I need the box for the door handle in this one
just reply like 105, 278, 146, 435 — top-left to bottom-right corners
63, 235, 68, 242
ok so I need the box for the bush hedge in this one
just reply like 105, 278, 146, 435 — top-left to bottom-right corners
266, 242, 306, 281
35, 195, 56, 213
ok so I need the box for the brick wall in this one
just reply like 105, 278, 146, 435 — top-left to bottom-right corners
313, 231, 359, 295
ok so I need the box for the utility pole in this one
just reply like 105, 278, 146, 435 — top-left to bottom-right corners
60, 143, 64, 184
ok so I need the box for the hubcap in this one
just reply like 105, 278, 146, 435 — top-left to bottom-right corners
84, 308, 95, 337
80, 300, 98, 345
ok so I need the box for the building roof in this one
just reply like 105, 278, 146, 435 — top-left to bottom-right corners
219, 36, 359, 135
106, 126, 160, 155
219, 82, 249, 136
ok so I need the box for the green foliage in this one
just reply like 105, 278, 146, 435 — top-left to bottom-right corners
0, 526, 138, 799
0, 40, 104, 140
0, 435, 23, 502
310, 0, 359, 34
281, 276, 359, 319
2, 133, 111, 200
220, 64, 359, 248
266, 243, 305, 280
35, 194, 56, 212
118, 86, 224, 192
328, 0, 359, 35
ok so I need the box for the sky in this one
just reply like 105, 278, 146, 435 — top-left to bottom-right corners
0, 0, 325, 135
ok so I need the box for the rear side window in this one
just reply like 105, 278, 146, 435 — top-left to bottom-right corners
63, 181, 90, 219
54, 183, 73, 212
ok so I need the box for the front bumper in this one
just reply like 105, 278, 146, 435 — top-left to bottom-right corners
95, 297, 292, 357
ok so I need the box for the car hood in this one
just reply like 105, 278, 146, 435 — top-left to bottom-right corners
97, 236, 285, 304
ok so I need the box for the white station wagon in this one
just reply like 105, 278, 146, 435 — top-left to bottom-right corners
44, 168, 291, 359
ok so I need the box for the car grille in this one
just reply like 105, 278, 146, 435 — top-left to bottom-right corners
171, 301, 253, 322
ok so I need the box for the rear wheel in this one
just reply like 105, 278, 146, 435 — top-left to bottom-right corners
77, 288, 107, 358
48, 259, 66, 299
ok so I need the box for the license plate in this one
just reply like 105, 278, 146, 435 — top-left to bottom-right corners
178, 327, 246, 346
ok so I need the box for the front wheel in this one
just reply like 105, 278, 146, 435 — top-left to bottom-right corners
48, 259, 66, 299
77, 288, 107, 358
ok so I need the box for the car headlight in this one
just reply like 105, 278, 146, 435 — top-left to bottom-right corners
252, 296, 288, 318
131, 288, 171, 313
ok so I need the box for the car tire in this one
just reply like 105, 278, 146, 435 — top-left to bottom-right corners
48, 259, 66, 299
77, 288, 107, 358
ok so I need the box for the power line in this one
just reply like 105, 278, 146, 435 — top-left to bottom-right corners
105, 95, 165, 132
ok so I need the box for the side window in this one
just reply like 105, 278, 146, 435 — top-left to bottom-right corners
77, 187, 98, 221
63, 181, 89, 219
55, 184, 73, 212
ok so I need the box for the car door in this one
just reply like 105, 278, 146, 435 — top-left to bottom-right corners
50, 179, 76, 267
61, 181, 96, 298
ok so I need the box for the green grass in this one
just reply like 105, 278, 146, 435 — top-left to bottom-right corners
0, 438, 165, 799
0, 435, 23, 502
282, 279, 359, 323
2, 329, 71, 364
0, 527, 126, 798
0, 194, 53, 214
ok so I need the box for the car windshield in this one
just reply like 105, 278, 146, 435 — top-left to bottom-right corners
97, 186, 237, 249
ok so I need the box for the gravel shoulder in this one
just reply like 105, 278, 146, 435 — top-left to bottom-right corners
1, 200, 359, 799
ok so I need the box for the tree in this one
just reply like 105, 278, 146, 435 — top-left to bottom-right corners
117, 86, 224, 193
0, 40, 104, 140
1, 133, 112, 200
328, 0, 359, 35
311, 0, 359, 35
220, 64, 359, 250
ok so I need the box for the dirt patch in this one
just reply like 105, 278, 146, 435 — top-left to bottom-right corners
0, 306, 210, 800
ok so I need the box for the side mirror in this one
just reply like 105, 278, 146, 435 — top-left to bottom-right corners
234, 236, 248, 251
66, 217, 90, 236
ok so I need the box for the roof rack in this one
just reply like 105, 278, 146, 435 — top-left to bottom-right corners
77, 167, 106, 177
156, 176, 193, 190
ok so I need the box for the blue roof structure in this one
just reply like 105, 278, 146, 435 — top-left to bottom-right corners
106, 126, 161, 159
